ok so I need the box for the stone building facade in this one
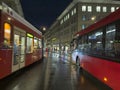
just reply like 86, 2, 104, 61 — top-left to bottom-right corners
45, 0, 120, 52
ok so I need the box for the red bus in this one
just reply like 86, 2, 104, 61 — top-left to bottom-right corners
71, 8, 120, 90
0, 3, 43, 79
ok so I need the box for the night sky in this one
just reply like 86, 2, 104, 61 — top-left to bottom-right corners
20, 0, 72, 29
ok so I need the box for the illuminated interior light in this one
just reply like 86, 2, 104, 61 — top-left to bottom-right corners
52, 38, 56, 41
104, 77, 108, 82
106, 29, 115, 33
8, 17, 11, 21
27, 33, 33, 38
97, 41, 101, 43
110, 41, 113, 43
95, 32, 103, 36
5, 29, 10, 33
91, 16, 96, 21
4, 23, 11, 30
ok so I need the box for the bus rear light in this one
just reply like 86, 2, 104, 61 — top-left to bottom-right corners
103, 77, 108, 82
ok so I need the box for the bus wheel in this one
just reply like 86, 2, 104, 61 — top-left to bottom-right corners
76, 57, 82, 73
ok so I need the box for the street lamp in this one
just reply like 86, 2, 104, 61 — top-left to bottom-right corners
43, 27, 46, 31
40, 26, 47, 34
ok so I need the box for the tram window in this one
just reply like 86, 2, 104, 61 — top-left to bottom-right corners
34, 37, 38, 49
105, 24, 116, 57
26, 34, 34, 53
38, 39, 42, 48
3, 23, 11, 48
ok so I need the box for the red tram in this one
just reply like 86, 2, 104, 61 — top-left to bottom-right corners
0, 3, 43, 79
71, 8, 120, 90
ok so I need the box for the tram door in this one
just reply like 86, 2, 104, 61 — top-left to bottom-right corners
12, 27, 26, 72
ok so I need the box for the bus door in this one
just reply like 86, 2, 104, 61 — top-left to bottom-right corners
12, 27, 26, 72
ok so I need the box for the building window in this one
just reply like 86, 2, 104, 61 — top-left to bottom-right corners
88, 6, 92, 12
111, 7, 115, 12
67, 14, 70, 19
74, 8, 76, 14
82, 6, 86, 12
96, 6, 101, 12
60, 19, 63, 24
82, 24, 86, 29
71, 10, 74, 16
103, 6, 107, 12
82, 15, 86, 21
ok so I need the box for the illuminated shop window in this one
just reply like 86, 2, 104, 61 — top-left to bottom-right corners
4, 23, 11, 47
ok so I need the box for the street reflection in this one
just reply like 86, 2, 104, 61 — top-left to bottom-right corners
45, 52, 99, 90
0, 52, 102, 90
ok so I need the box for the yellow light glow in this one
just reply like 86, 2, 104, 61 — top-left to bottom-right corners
4, 23, 11, 45
91, 16, 96, 21
8, 17, 11, 21
104, 77, 108, 82
43, 27, 46, 31
52, 38, 56, 41
27, 33, 33, 38
4, 23, 11, 30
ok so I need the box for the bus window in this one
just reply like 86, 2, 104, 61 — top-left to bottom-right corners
88, 29, 103, 55
105, 24, 116, 57
114, 22, 120, 56
78, 36, 88, 52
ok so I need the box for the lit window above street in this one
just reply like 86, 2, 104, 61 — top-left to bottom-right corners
96, 6, 101, 12
111, 7, 115, 12
88, 6, 92, 12
82, 6, 86, 12
103, 6, 107, 12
